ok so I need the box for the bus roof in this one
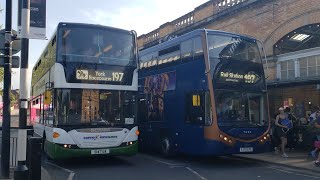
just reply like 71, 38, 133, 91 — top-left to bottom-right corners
57, 22, 133, 34
139, 29, 257, 56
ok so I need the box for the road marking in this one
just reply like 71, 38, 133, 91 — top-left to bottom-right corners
140, 154, 184, 166
142, 154, 208, 180
185, 167, 208, 180
153, 159, 184, 166
267, 166, 320, 179
68, 172, 75, 180
45, 161, 75, 180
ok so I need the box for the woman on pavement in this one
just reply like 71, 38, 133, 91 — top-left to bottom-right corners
314, 113, 320, 166
275, 107, 289, 158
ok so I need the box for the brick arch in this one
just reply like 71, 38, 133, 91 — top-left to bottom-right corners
263, 8, 320, 56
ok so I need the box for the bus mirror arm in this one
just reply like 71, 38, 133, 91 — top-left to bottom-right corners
202, 29, 211, 74
131, 30, 139, 66
257, 40, 269, 79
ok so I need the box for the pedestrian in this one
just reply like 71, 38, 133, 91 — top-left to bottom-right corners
311, 111, 320, 160
313, 115, 320, 166
285, 107, 297, 151
270, 114, 280, 154
275, 107, 290, 158
309, 106, 320, 123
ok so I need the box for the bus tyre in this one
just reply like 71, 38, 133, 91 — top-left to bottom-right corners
161, 137, 174, 157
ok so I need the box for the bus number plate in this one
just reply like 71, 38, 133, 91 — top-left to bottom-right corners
240, 147, 253, 152
91, 149, 110, 155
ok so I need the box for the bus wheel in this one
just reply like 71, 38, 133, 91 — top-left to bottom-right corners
161, 137, 174, 157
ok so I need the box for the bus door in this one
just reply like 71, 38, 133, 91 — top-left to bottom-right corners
183, 91, 207, 149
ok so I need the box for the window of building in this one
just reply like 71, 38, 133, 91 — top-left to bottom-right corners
299, 55, 320, 77
280, 60, 295, 80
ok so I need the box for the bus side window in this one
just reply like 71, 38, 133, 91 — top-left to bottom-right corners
193, 37, 203, 60
44, 90, 54, 126
185, 92, 205, 124
140, 52, 158, 70
181, 39, 193, 62
158, 45, 180, 68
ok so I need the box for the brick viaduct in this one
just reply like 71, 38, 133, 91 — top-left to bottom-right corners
137, 0, 320, 81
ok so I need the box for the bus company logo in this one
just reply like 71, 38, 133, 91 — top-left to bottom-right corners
83, 135, 117, 140
76, 70, 89, 80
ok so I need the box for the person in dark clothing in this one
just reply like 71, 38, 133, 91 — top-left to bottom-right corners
275, 107, 290, 158
285, 107, 297, 150
271, 113, 281, 153
313, 115, 320, 166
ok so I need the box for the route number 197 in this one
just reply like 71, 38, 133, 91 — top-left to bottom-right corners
112, 72, 124, 81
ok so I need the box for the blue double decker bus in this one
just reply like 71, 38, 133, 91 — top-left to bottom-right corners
138, 29, 270, 156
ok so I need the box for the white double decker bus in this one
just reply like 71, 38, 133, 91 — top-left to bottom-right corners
31, 22, 139, 159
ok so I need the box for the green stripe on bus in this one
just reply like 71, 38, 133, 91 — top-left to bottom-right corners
44, 140, 138, 160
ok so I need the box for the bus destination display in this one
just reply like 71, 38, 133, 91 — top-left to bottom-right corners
76, 69, 124, 82
219, 71, 260, 84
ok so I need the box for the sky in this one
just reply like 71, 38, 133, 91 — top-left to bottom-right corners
0, 0, 209, 91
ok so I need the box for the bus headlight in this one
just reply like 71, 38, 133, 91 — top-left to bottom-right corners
63, 144, 72, 148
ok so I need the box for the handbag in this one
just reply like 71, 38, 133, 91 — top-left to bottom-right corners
281, 118, 293, 133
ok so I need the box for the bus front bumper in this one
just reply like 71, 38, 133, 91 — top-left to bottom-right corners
45, 141, 138, 160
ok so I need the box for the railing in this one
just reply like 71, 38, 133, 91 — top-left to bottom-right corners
174, 14, 194, 30
216, 0, 249, 11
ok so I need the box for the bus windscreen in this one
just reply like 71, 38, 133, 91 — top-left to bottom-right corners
58, 27, 135, 66
55, 89, 136, 126
215, 90, 268, 127
208, 35, 261, 63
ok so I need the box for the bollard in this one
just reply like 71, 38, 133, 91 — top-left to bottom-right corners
27, 137, 42, 180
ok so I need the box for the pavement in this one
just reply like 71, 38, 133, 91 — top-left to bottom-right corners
0, 127, 50, 180
234, 149, 320, 173
0, 167, 51, 180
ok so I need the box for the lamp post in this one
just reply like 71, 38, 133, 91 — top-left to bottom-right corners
1, 0, 12, 177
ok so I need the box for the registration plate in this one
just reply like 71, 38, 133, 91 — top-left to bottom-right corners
91, 149, 110, 155
240, 147, 253, 152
